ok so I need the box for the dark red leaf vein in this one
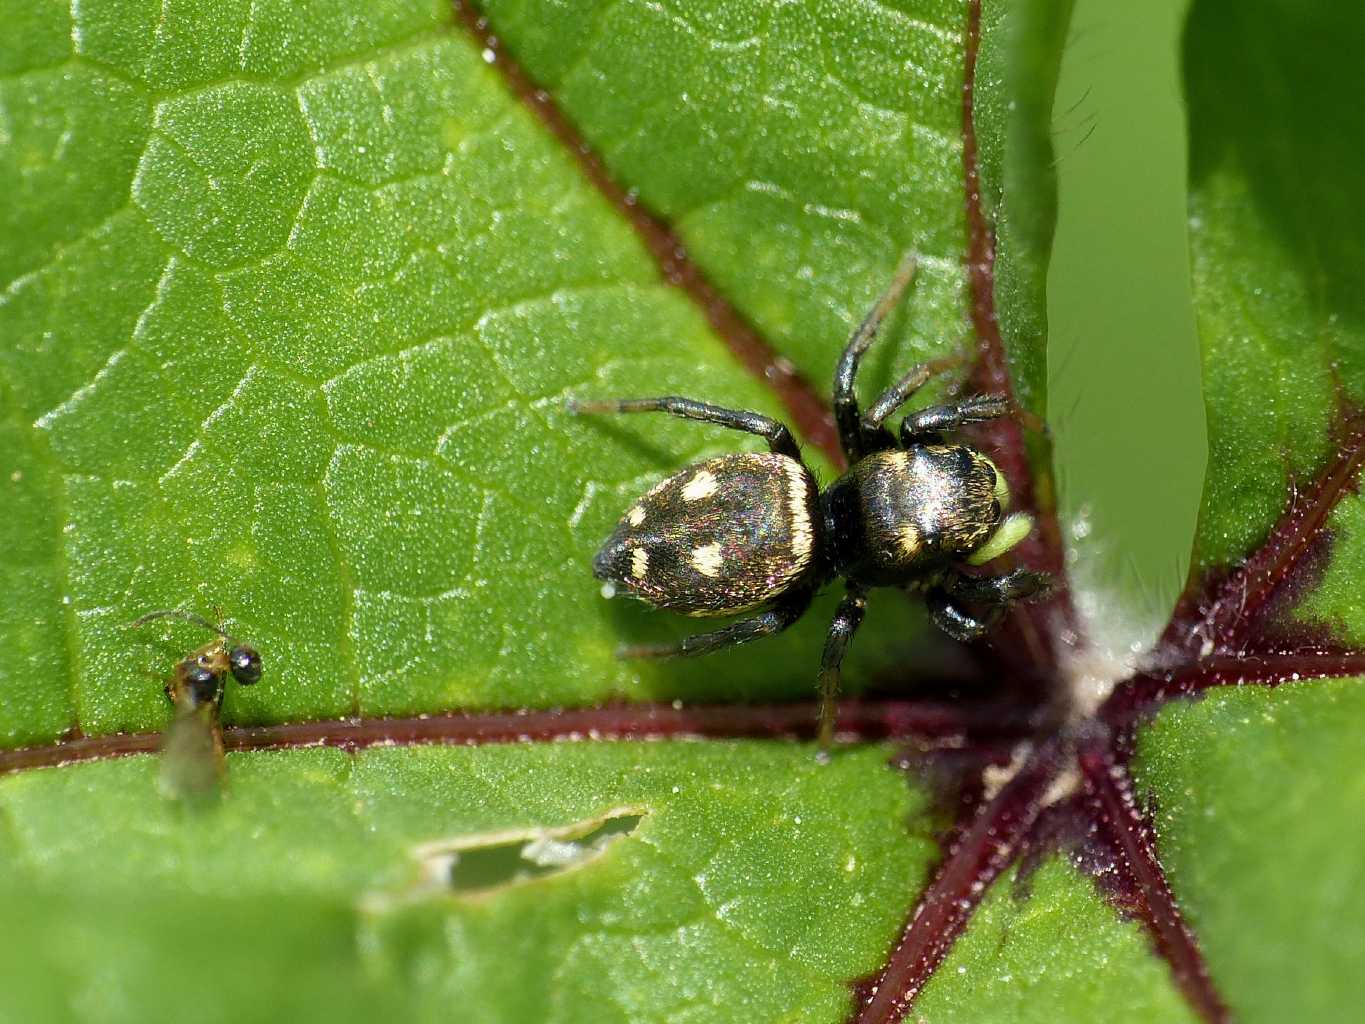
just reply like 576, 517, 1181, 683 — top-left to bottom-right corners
0, 697, 1039, 777
451, 0, 844, 466
1163, 414, 1365, 659
850, 739, 1061, 1024
1078, 741, 1228, 1024
1103, 649, 1365, 725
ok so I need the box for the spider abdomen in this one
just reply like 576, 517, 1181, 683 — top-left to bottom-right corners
593, 452, 821, 616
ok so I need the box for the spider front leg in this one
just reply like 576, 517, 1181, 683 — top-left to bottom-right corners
618, 588, 814, 659
569, 396, 801, 459
927, 568, 1051, 642
946, 567, 1052, 605
816, 585, 868, 752
925, 588, 993, 642
900, 394, 1011, 445
833, 252, 919, 462
859, 354, 963, 434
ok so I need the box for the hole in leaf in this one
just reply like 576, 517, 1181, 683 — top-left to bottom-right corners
407, 807, 646, 898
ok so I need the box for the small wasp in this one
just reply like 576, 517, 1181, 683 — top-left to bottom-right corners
128, 610, 262, 799
575, 254, 1050, 748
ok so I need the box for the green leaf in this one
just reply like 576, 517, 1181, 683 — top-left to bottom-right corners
972, 0, 1073, 415
1134, 683, 1365, 1024
0, 0, 1054, 748
0, 743, 927, 1021
1128, 4, 1365, 1022
476, 0, 980, 398
0, 0, 1071, 1019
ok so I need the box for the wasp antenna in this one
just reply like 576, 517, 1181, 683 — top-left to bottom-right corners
126, 609, 227, 638
209, 603, 240, 646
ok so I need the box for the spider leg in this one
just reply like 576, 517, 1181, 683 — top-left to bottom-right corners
570, 396, 801, 460
926, 587, 993, 642
900, 394, 1011, 445
816, 584, 868, 751
833, 252, 919, 462
927, 569, 1052, 642
944, 567, 1052, 605
859, 354, 963, 434
618, 588, 814, 659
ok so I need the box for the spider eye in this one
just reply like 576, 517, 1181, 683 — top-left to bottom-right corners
990, 500, 1003, 523
229, 646, 262, 686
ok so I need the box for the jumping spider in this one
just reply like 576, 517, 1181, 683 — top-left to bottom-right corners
573, 254, 1050, 746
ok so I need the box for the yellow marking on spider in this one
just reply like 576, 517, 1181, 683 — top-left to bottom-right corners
785, 459, 813, 562
898, 523, 923, 557
681, 469, 718, 502
690, 542, 724, 578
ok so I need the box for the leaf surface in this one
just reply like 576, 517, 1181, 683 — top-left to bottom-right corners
0, 743, 925, 1022
0, 0, 1063, 1019
17, 0, 1334, 1021
476, 0, 977, 397
1, 0, 954, 747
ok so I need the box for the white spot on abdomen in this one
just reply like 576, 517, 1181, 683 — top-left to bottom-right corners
681, 469, 718, 502
631, 548, 649, 578
690, 542, 724, 578
783, 459, 813, 562
627, 505, 645, 527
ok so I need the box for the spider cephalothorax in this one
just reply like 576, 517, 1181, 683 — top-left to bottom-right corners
574, 254, 1049, 746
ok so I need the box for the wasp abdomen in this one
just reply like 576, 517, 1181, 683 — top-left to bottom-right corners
593, 452, 820, 617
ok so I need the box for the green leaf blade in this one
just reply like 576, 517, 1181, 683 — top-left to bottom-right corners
0, 742, 931, 1023
477, 0, 979, 403
5, 2, 934, 744
0, 0, 1090, 1020
1182, 1, 1365, 574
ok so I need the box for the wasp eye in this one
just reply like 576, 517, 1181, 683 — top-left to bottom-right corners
230, 646, 262, 686
185, 665, 219, 706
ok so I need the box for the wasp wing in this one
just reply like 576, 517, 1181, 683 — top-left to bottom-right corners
158, 701, 225, 801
